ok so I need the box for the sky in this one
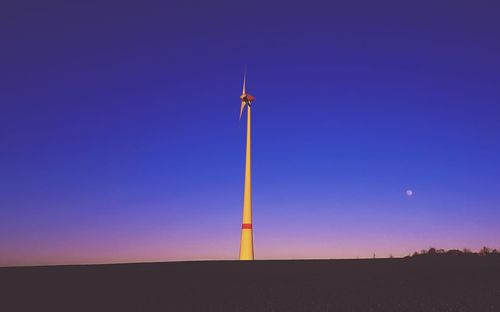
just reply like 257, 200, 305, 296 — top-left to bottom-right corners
1, 0, 499, 266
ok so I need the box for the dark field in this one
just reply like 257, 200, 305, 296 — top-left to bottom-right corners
1, 257, 500, 311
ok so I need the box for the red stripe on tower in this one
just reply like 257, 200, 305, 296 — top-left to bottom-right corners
242, 223, 252, 229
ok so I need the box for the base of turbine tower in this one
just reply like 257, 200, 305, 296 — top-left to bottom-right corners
239, 227, 254, 260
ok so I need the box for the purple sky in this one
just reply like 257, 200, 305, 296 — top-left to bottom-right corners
1, 0, 499, 266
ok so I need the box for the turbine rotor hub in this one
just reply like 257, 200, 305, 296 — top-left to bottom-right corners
240, 94, 255, 103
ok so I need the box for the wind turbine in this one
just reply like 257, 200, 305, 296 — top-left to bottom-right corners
239, 71, 255, 260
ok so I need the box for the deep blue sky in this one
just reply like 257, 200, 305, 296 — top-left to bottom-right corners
1, 1, 499, 265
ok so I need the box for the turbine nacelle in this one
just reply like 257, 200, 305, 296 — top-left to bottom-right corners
240, 93, 255, 104
239, 71, 255, 119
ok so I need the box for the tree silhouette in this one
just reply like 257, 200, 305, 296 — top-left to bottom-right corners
410, 247, 499, 258
479, 246, 491, 255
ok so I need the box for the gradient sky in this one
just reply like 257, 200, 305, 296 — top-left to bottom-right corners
1, 1, 499, 266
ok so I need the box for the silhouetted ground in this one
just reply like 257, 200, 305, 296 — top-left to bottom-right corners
1, 256, 500, 311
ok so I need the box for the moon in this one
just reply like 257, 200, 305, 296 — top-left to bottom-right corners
405, 189, 413, 197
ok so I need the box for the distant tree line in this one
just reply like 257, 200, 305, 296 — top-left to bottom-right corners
409, 246, 500, 257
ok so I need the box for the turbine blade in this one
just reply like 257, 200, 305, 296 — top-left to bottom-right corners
239, 101, 246, 120
242, 71, 246, 95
